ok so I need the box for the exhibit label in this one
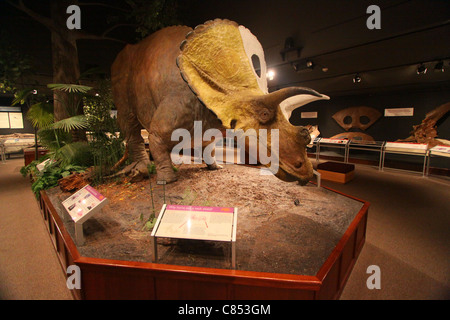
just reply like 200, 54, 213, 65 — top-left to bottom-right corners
384, 142, 428, 154
301, 111, 318, 119
384, 108, 414, 117
0, 113, 9, 128
62, 185, 107, 223
155, 204, 235, 241
430, 145, 450, 157
320, 138, 349, 144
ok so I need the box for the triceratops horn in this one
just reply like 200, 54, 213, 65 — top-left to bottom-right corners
260, 87, 325, 108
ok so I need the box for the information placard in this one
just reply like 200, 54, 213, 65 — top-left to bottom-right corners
429, 145, 450, 157
155, 204, 235, 242
384, 108, 414, 117
0, 113, 9, 128
62, 185, 108, 223
8, 112, 24, 129
36, 159, 53, 172
320, 138, 349, 145
301, 111, 318, 119
385, 142, 428, 154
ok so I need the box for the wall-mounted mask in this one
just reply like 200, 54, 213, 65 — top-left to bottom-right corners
332, 106, 381, 131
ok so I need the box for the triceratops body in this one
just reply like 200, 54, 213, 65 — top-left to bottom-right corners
111, 19, 329, 184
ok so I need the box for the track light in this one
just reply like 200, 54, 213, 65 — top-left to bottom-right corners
353, 74, 361, 83
434, 61, 444, 72
292, 59, 314, 73
417, 64, 427, 74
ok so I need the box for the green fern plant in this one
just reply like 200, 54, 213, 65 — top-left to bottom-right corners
48, 83, 93, 118
22, 85, 92, 172
26, 102, 54, 129
47, 83, 92, 94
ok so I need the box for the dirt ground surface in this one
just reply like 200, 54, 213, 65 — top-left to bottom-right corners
47, 164, 363, 276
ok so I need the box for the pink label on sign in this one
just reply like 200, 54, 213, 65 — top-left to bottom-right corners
166, 204, 233, 213
85, 185, 105, 201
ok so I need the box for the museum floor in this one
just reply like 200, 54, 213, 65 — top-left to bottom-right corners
0, 157, 449, 300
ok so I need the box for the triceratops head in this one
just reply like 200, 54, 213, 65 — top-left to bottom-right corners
177, 19, 329, 185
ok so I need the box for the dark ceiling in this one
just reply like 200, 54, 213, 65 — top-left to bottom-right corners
1, 0, 449, 97
187, 0, 450, 96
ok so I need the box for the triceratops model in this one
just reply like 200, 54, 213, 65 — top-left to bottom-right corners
111, 19, 329, 185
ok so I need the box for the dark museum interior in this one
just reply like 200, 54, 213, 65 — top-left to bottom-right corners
0, 0, 449, 301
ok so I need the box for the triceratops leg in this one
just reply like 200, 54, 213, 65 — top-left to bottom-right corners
115, 110, 151, 180
148, 132, 178, 183
203, 145, 223, 170
147, 103, 179, 184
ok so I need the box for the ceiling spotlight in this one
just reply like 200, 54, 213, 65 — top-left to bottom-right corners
434, 61, 444, 72
266, 70, 275, 81
417, 64, 427, 74
292, 59, 314, 73
353, 74, 361, 83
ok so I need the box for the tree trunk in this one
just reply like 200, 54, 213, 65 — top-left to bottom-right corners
49, 0, 86, 141
50, 0, 81, 122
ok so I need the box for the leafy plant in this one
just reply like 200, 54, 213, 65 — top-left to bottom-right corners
20, 160, 41, 178
12, 88, 52, 161
47, 83, 93, 94
25, 102, 54, 129
83, 79, 125, 184
0, 32, 33, 94
48, 83, 92, 119
30, 164, 86, 198
35, 113, 91, 166
55, 141, 94, 168
21, 84, 92, 168
51, 115, 89, 132
19, 79, 126, 198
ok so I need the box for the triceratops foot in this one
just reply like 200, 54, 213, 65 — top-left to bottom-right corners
207, 162, 223, 170
156, 167, 178, 184
110, 160, 151, 182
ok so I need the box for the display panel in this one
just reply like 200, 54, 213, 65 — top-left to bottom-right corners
62, 185, 107, 223
155, 204, 235, 241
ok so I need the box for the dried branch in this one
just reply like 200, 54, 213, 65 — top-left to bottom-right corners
101, 23, 137, 38
6, 0, 56, 33
73, 30, 127, 44
78, 2, 131, 13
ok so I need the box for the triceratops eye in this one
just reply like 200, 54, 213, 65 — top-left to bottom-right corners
258, 107, 274, 124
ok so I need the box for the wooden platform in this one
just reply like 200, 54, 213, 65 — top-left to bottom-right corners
317, 162, 355, 184
38, 185, 369, 300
